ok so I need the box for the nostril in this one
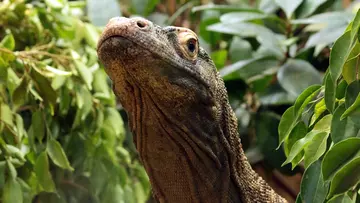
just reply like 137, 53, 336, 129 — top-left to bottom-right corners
136, 21, 147, 28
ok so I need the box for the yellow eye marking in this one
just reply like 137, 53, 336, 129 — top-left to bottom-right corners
175, 28, 199, 60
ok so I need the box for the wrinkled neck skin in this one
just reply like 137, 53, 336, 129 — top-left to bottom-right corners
113, 72, 286, 203
98, 17, 287, 203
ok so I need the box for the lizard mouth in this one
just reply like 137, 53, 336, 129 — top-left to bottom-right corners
97, 35, 137, 65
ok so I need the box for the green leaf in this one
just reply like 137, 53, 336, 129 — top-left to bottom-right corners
207, 22, 284, 58
192, 4, 263, 13
211, 50, 227, 69
84, 23, 99, 48
325, 72, 336, 113
336, 80, 348, 99
0, 33, 15, 51
35, 152, 55, 192
93, 68, 110, 99
229, 37, 252, 62
74, 60, 93, 90
283, 115, 332, 166
327, 194, 356, 203
344, 80, 360, 127
342, 42, 360, 84
294, 84, 322, 115
310, 98, 327, 125
31, 110, 45, 142
220, 57, 278, 81
198, 10, 221, 45
0, 103, 13, 126
297, 0, 329, 18
274, 0, 303, 19
30, 67, 57, 113
341, 94, 360, 120
278, 106, 296, 147
329, 31, 352, 82
284, 121, 307, 156
2, 178, 23, 203
44, 0, 64, 9
47, 139, 74, 171
291, 12, 354, 24
300, 161, 329, 203
277, 59, 322, 96
322, 138, 360, 181
7, 161, 17, 179
331, 104, 359, 143
0, 161, 6, 188
90, 161, 108, 196
12, 77, 28, 110
304, 130, 329, 168
103, 108, 124, 138
220, 12, 274, 24
328, 157, 360, 198
304, 24, 347, 49
351, 9, 360, 42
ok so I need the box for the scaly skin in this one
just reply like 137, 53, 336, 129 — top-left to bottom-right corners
97, 17, 287, 203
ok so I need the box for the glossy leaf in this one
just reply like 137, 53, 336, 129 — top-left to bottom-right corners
0, 103, 13, 126
47, 139, 74, 171
44, 0, 64, 9
284, 121, 307, 156
304, 131, 329, 168
35, 152, 55, 192
207, 22, 284, 58
328, 157, 360, 197
84, 23, 99, 48
291, 12, 354, 24
297, 0, 329, 18
0, 33, 15, 51
329, 31, 352, 82
229, 37, 252, 62
283, 115, 332, 166
310, 98, 327, 126
277, 59, 322, 96
74, 60, 93, 90
12, 77, 28, 109
293, 84, 322, 115
300, 161, 329, 203
192, 4, 263, 13
322, 138, 360, 181
278, 106, 296, 147
220, 12, 273, 24
2, 178, 23, 203
30, 67, 57, 112
325, 72, 336, 113
305, 24, 347, 49
327, 194, 356, 203
274, 0, 303, 19
344, 80, 360, 127
342, 42, 360, 84
331, 104, 360, 143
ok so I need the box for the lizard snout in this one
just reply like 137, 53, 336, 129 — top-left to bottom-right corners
97, 17, 152, 51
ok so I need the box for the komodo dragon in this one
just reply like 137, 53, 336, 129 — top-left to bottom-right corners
97, 17, 287, 203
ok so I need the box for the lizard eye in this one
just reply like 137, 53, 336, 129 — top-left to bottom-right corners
187, 38, 197, 53
177, 29, 199, 60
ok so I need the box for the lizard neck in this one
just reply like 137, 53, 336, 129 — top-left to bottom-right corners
125, 76, 287, 203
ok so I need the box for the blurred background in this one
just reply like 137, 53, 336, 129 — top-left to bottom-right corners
0, 0, 359, 202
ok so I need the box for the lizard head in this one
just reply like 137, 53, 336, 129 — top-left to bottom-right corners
97, 17, 221, 118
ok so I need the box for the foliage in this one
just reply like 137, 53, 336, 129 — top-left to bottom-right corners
278, 9, 360, 202
188, 0, 355, 175
0, 0, 149, 203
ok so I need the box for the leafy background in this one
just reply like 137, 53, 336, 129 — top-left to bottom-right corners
0, 0, 360, 202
